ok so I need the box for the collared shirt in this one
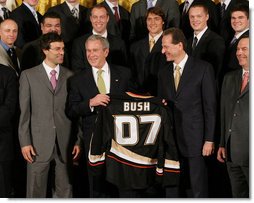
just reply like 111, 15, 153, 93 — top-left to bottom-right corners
65, 1, 79, 14
184, 0, 194, 12
235, 28, 249, 39
149, 31, 163, 44
147, 0, 158, 7
92, 62, 110, 94
42, 61, 60, 80
0, 5, 7, 19
173, 54, 188, 77
92, 29, 108, 38
0, 39, 12, 51
221, 0, 231, 10
194, 26, 208, 44
105, 0, 121, 18
23, 2, 37, 16
242, 69, 249, 78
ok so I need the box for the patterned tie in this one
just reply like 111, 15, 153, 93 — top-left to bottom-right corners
32, 10, 39, 24
113, 6, 120, 23
241, 71, 249, 93
50, 70, 57, 90
147, 0, 154, 9
7, 48, 20, 74
192, 36, 198, 50
2, 7, 9, 19
97, 69, 106, 94
71, 7, 79, 19
230, 36, 237, 47
183, 0, 189, 15
174, 65, 181, 90
149, 37, 155, 52
220, 2, 226, 19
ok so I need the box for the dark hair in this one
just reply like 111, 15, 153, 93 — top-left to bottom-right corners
146, 6, 165, 23
231, 3, 249, 19
163, 28, 187, 51
40, 32, 63, 50
189, 1, 209, 15
90, 4, 109, 16
41, 11, 61, 24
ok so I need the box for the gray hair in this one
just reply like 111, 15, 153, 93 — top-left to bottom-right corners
85, 34, 110, 49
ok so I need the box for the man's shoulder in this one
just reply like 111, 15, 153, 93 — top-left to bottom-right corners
0, 64, 16, 76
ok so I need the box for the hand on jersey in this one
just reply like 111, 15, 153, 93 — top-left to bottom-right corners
21, 145, 36, 163
90, 94, 110, 107
202, 141, 214, 156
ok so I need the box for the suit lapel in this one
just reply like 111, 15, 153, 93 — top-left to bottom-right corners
0, 45, 16, 70
87, 68, 99, 95
55, 66, 65, 94
21, 3, 38, 25
109, 65, 121, 93
237, 69, 249, 97
62, 2, 78, 23
192, 29, 210, 55
38, 65, 54, 93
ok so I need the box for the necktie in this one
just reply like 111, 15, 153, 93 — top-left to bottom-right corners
50, 70, 57, 90
149, 37, 155, 52
241, 71, 249, 93
32, 10, 39, 24
220, 3, 226, 19
147, 0, 154, 9
7, 48, 20, 74
192, 36, 198, 50
113, 6, 120, 23
174, 65, 181, 90
230, 36, 237, 46
183, 0, 189, 15
71, 7, 79, 19
2, 7, 10, 19
97, 69, 106, 94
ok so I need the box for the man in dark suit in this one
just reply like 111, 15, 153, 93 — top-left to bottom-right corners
20, 11, 69, 71
179, 0, 218, 40
47, 0, 89, 59
0, 19, 21, 76
130, 0, 180, 42
9, 0, 42, 49
130, 6, 166, 95
99, 0, 130, 46
67, 35, 131, 197
223, 3, 249, 75
187, 2, 225, 88
157, 28, 216, 197
19, 33, 81, 197
0, 0, 11, 21
217, 36, 249, 198
0, 64, 18, 197
71, 4, 127, 72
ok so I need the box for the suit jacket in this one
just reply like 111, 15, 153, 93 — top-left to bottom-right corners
223, 30, 249, 75
0, 65, 18, 162
0, 44, 21, 76
130, 35, 166, 95
99, 1, 130, 46
187, 28, 225, 86
220, 69, 249, 166
18, 64, 81, 162
130, 0, 180, 42
157, 56, 216, 157
10, 3, 42, 49
180, 0, 218, 40
20, 38, 69, 71
71, 33, 128, 72
66, 64, 131, 155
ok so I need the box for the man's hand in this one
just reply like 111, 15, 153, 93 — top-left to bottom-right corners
217, 147, 226, 163
72, 145, 81, 161
202, 141, 214, 156
21, 145, 36, 163
89, 94, 110, 107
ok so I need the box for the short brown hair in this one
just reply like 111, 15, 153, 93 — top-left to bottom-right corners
163, 28, 187, 51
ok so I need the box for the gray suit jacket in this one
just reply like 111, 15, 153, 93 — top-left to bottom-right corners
19, 64, 81, 162
220, 69, 249, 167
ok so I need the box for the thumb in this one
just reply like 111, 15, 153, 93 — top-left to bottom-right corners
31, 147, 36, 156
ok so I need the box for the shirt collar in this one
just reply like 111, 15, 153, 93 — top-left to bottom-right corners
42, 61, 60, 79
23, 2, 37, 13
149, 31, 163, 43
221, 0, 231, 10
242, 69, 249, 77
92, 62, 109, 75
174, 54, 188, 71
105, 0, 118, 9
65, 1, 79, 12
147, 0, 158, 6
0, 40, 12, 51
92, 29, 108, 38
194, 26, 208, 42
235, 28, 249, 39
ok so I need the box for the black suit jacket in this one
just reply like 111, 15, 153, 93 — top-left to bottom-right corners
130, 0, 180, 42
71, 33, 127, 72
187, 29, 225, 86
66, 65, 131, 155
180, 0, 218, 40
99, 1, 130, 46
10, 3, 42, 49
220, 69, 249, 166
157, 56, 216, 157
0, 64, 18, 161
130, 35, 166, 95
20, 38, 69, 71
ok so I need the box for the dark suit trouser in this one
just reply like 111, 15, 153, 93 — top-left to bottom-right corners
0, 161, 12, 197
180, 156, 208, 198
26, 145, 72, 198
226, 162, 249, 198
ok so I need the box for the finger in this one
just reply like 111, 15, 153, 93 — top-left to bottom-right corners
31, 147, 36, 156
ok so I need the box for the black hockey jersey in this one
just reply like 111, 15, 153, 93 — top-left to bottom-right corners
88, 92, 180, 190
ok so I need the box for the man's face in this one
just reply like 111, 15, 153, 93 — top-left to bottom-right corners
23, 0, 38, 7
146, 13, 164, 36
41, 18, 61, 35
0, 20, 18, 47
189, 6, 209, 34
86, 39, 109, 69
90, 8, 109, 34
161, 34, 181, 62
0, 0, 7, 5
231, 11, 249, 34
66, 0, 78, 4
236, 38, 249, 70
43, 41, 65, 66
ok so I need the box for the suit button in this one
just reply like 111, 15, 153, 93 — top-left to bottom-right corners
233, 113, 237, 117
229, 129, 232, 132
237, 100, 240, 103
53, 126, 56, 129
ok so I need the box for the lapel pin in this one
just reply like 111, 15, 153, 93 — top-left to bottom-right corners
115, 79, 119, 82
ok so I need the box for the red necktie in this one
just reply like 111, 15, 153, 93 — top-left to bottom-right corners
113, 6, 120, 23
241, 71, 249, 93
50, 70, 57, 90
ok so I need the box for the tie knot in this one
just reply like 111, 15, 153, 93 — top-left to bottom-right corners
147, 0, 154, 9
50, 70, 57, 76
175, 65, 181, 71
97, 69, 104, 76
244, 71, 249, 78
113, 6, 118, 11
2, 7, 7, 12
